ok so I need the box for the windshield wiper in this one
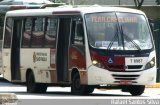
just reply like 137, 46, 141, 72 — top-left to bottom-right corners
107, 25, 119, 50
120, 26, 141, 51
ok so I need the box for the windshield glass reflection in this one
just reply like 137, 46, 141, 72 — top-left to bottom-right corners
85, 12, 153, 50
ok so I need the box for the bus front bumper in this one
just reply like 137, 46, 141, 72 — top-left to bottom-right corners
87, 65, 156, 86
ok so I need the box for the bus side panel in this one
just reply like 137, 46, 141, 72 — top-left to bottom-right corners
50, 49, 57, 83
20, 49, 52, 83
68, 46, 87, 84
3, 49, 12, 81
2, 17, 13, 81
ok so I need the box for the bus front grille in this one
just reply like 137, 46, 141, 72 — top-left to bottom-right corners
107, 65, 143, 71
112, 74, 140, 81
114, 81, 138, 83
127, 65, 143, 69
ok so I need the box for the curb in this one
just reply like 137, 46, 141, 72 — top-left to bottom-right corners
146, 83, 160, 88
0, 93, 18, 104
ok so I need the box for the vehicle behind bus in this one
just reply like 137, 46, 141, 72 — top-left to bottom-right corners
1, 6, 156, 96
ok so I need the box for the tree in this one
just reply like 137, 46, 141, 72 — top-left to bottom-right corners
55, 0, 73, 4
156, 0, 160, 5
134, 0, 144, 9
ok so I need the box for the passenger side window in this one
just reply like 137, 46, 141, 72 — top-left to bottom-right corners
31, 17, 45, 48
22, 18, 32, 48
0, 16, 4, 40
44, 17, 58, 48
4, 18, 13, 48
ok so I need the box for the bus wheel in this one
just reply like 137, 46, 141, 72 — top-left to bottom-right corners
71, 73, 87, 95
37, 84, 48, 93
27, 71, 47, 93
85, 86, 94, 94
27, 71, 37, 93
128, 85, 145, 96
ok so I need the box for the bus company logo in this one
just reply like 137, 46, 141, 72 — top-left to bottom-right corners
33, 52, 48, 63
33, 52, 36, 63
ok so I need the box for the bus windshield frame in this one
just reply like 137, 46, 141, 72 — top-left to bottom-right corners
85, 12, 153, 51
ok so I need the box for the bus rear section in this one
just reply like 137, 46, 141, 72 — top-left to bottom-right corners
2, 7, 156, 96
0, 5, 48, 74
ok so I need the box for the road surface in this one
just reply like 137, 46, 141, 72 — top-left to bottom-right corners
1, 78, 160, 105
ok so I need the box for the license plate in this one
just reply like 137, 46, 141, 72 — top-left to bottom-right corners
130, 58, 143, 64
126, 57, 146, 65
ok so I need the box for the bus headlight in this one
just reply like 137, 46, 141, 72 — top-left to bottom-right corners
145, 57, 155, 70
92, 60, 105, 69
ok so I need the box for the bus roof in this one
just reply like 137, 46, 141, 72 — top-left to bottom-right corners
6, 6, 146, 17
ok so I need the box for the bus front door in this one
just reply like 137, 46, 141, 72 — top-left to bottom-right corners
11, 19, 22, 81
56, 18, 71, 82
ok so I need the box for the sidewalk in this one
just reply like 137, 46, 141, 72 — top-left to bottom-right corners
0, 93, 18, 104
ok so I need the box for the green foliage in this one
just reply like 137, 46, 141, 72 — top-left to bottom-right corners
55, 0, 63, 3
156, 0, 160, 5
76, 0, 87, 5
49, 0, 63, 3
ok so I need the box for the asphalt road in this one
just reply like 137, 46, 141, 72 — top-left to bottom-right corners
0, 78, 160, 105
0, 78, 160, 98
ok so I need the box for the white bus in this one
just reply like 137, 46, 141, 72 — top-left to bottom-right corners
1, 6, 156, 96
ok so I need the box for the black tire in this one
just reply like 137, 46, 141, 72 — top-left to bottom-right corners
128, 85, 145, 96
71, 73, 92, 95
27, 71, 47, 93
36, 84, 48, 93
27, 71, 37, 93
85, 86, 94, 94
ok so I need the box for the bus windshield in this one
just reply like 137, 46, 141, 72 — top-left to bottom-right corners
85, 12, 153, 50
